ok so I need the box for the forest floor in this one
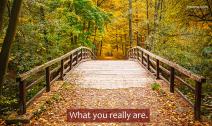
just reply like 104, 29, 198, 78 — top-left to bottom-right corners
22, 60, 209, 126
26, 81, 208, 126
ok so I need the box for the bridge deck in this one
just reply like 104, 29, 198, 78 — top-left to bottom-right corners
66, 60, 154, 89
28, 60, 194, 125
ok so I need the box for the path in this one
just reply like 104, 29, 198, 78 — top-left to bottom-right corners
66, 60, 154, 89
28, 60, 194, 126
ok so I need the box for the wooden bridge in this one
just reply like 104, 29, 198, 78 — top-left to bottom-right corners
16, 46, 206, 123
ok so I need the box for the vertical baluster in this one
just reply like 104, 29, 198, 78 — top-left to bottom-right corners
137, 49, 140, 60
129, 50, 131, 58
170, 67, 175, 93
156, 59, 160, 79
46, 67, 50, 92
70, 54, 72, 70
82, 49, 84, 59
132, 49, 134, 58
147, 54, 150, 70
81, 48, 83, 60
60, 59, 64, 80
86, 50, 88, 59
76, 50, 78, 64
18, 78, 26, 114
134, 48, 135, 58
194, 81, 203, 120
141, 51, 144, 64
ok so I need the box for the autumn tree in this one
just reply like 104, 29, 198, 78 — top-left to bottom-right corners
0, 0, 23, 94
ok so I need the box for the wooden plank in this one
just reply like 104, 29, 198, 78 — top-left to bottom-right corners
160, 65, 170, 75
26, 75, 45, 90
175, 76, 195, 92
26, 87, 46, 107
72, 60, 77, 66
66, 60, 154, 89
50, 66, 60, 74
50, 74, 60, 84
64, 58, 70, 66
175, 88, 194, 107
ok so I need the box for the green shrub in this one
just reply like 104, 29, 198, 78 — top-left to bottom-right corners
151, 83, 161, 91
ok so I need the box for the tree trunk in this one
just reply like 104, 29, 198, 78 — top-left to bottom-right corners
128, 0, 133, 48
93, 26, 97, 55
0, 0, 8, 32
121, 35, 124, 55
151, 0, 161, 50
100, 38, 103, 56
70, 33, 74, 44
159, 0, 163, 21
116, 27, 118, 51
146, 0, 150, 36
124, 34, 127, 56
154, 0, 160, 32
7, 0, 11, 18
0, 0, 23, 94
205, 0, 212, 16
40, 6, 49, 59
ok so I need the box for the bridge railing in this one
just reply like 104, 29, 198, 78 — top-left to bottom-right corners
128, 46, 206, 120
17, 46, 95, 114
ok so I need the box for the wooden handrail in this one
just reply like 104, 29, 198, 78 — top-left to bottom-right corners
129, 46, 205, 83
17, 46, 95, 114
128, 46, 206, 121
18, 46, 95, 81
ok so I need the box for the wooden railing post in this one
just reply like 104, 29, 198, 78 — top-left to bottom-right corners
147, 54, 150, 70
194, 81, 202, 120
86, 50, 88, 59
141, 51, 144, 64
156, 59, 160, 79
70, 54, 73, 70
76, 50, 78, 64
45, 67, 50, 92
132, 48, 134, 58
128, 49, 132, 58
170, 67, 175, 93
134, 49, 136, 59
135, 48, 137, 59
18, 78, 26, 114
84, 49, 85, 59
137, 49, 139, 60
81, 48, 83, 60
60, 59, 64, 80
